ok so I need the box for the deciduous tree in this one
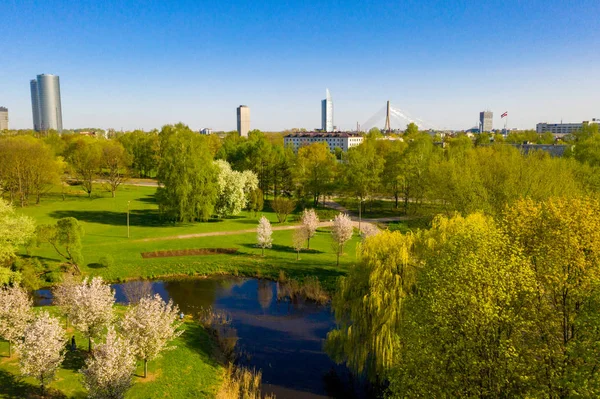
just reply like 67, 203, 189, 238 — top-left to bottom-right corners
15, 311, 65, 395
0, 199, 35, 266
331, 213, 353, 266
0, 284, 33, 356
120, 294, 182, 378
100, 140, 132, 197
81, 326, 136, 399
271, 197, 295, 223
256, 216, 273, 256
36, 217, 85, 272
300, 208, 319, 249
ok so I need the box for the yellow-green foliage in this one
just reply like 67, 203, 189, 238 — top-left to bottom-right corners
326, 230, 415, 379
217, 364, 274, 399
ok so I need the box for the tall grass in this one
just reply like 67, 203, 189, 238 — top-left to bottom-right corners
217, 364, 275, 399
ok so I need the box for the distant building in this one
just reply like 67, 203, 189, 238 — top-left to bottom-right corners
321, 89, 333, 132
237, 105, 250, 137
30, 74, 63, 132
284, 132, 363, 153
479, 111, 493, 132
0, 107, 8, 130
512, 144, 568, 157
199, 128, 213, 135
537, 119, 600, 137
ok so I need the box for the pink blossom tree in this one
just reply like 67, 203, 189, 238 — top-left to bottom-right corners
300, 208, 319, 249
0, 284, 33, 357
332, 213, 354, 266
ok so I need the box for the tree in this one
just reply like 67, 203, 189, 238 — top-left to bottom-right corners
382, 141, 408, 208
52, 273, 78, 327
404, 122, 419, 137
68, 277, 115, 352
36, 217, 85, 272
214, 160, 258, 218
300, 208, 319, 249
331, 213, 353, 266
295, 142, 337, 206
247, 188, 264, 217
0, 284, 33, 357
156, 124, 218, 222
100, 140, 131, 197
292, 227, 308, 261
389, 213, 537, 397
66, 137, 102, 197
15, 311, 65, 395
256, 216, 273, 256
120, 294, 183, 378
326, 231, 415, 380
502, 197, 600, 397
398, 133, 435, 214
117, 130, 159, 178
81, 326, 136, 399
271, 197, 295, 223
343, 141, 384, 212
0, 198, 35, 266
359, 223, 379, 239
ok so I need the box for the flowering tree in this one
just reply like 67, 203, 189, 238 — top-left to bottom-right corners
360, 223, 379, 240
0, 284, 33, 356
293, 228, 308, 261
214, 160, 258, 218
332, 213, 354, 266
52, 273, 79, 328
81, 326, 136, 399
300, 208, 319, 249
69, 277, 115, 352
120, 294, 183, 378
256, 216, 273, 256
16, 311, 65, 394
0, 199, 35, 265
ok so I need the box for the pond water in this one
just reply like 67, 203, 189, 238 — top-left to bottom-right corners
35, 277, 359, 398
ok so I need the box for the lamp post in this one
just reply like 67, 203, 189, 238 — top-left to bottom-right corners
127, 200, 130, 239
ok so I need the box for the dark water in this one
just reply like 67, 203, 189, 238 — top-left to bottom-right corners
35, 277, 358, 398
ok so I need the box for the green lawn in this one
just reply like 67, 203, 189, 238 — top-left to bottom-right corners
18, 184, 359, 291
0, 307, 222, 399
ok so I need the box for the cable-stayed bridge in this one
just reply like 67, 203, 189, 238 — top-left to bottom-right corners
361, 102, 438, 132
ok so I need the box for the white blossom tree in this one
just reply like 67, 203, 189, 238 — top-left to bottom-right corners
69, 277, 115, 352
332, 213, 354, 266
81, 326, 136, 399
0, 284, 33, 357
15, 311, 65, 395
256, 216, 273, 256
214, 160, 259, 218
120, 294, 183, 378
52, 273, 79, 328
360, 223, 379, 240
293, 227, 308, 261
0, 198, 36, 265
300, 208, 319, 249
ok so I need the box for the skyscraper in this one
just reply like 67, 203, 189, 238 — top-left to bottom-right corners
479, 111, 493, 132
0, 107, 8, 130
237, 105, 250, 137
30, 74, 63, 132
321, 89, 333, 132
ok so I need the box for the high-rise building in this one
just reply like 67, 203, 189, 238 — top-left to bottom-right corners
237, 105, 250, 137
479, 111, 493, 132
321, 89, 333, 132
0, 107, 8, 130
30, 74, 63, 132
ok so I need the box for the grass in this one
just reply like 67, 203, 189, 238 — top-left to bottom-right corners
15, 184, 360, 292
0, 307, 222, 399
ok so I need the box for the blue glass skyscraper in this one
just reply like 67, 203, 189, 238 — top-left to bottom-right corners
30, 74, 63, 132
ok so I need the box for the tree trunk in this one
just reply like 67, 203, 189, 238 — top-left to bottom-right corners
8, 341, 11, 357
144, 359, 148, 378
336, 251, 340, 266
307, 237, 310, 250
88, 337, 92, 352
112, 190, 115, 198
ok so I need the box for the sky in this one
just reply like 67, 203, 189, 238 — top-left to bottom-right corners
1, 0, 599, 131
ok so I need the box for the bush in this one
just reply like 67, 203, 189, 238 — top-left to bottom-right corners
315, 208, 338, 221
271, 197, 296, 223
98, 255, 114, 268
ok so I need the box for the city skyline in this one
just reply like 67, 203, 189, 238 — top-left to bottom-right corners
1, 1, 599, 131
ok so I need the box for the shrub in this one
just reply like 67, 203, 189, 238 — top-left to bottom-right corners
98, 255, 114, 268
271, 197, 296, 223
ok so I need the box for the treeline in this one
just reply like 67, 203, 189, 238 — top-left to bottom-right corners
327, 197, 600, 397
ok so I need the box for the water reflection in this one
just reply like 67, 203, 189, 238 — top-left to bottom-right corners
34, 277, 351, 398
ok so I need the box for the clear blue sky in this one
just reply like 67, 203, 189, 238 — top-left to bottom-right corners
1, 0, 599, 131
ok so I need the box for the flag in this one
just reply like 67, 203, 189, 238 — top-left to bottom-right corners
501, 111, 508, 118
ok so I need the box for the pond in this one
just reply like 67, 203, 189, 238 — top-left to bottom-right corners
35, 277, 359, 398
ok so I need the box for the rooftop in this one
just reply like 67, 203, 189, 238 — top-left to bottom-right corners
0, 107, 7, 112
284, 131, 362, 138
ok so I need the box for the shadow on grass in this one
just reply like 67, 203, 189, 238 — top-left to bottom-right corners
136, 195, 157, 204
86, 263, 107, 269
48, 209, 167, 228
61, 349, 87, 372
179, 323, 221, 368
0, 369, 67, 398
240, 243, 324, 254
20, 254, 63, 263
